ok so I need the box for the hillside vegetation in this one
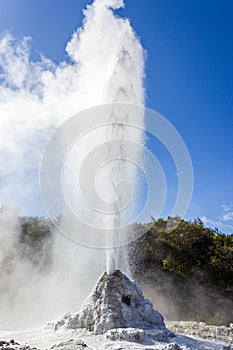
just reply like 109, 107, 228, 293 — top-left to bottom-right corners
1, 209, 233, 325
131, 217, 233, 288
129, 217, 233, 324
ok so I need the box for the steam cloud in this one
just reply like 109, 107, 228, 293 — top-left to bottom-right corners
0, 0, 145, 328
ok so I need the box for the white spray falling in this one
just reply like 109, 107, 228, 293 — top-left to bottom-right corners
50, 0, 145, 275
0, 0, 145, 326
80, 0, 145, 274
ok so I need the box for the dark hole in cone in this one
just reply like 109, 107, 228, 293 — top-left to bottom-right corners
122, 294, 131, 306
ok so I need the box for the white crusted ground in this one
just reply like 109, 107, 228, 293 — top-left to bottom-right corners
1, 271, 232, 349
0, 325, 232, 350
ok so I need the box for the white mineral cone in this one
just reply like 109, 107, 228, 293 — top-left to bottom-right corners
52, 270, 174, 340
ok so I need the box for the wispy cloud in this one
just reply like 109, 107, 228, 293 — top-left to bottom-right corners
201, 216, 233, 232
222, 204, 232, 212
222, 212, 233, 221
220, 204, 233, 222
201, 203, 233, 233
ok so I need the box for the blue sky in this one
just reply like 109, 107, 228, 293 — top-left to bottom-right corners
0, 0, 232, 233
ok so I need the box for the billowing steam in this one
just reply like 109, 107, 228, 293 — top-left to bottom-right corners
0, 0, 145, 328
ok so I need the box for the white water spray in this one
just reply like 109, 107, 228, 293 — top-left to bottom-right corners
81, 0, 145, 274
57, 0, 145, 275
0, 0, 145, 326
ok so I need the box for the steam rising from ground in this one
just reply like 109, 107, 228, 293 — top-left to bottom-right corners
0, 0, 144, 328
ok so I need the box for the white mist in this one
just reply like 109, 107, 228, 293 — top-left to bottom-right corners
0, 0, 145, 327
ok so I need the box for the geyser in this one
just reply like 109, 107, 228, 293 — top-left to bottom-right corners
89, 0, 146, 275
48, 0, 170, 340
53, 0, 146, 277
0, 0, 146, 327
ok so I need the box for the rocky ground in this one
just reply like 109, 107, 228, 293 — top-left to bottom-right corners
1, 320, 233, 350
0, 339, 39, 350
167, 321, 233, 345
1, 271, 233, 349
0, 322, 233, 350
